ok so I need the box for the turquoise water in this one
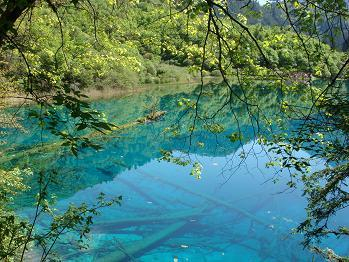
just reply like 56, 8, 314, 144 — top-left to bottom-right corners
5, 84, 348, 261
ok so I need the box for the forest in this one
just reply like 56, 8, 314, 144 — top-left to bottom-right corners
0, 0, 348, 261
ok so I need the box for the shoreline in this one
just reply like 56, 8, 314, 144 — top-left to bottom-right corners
84, 77, 222, 101
0, 77, 222, 108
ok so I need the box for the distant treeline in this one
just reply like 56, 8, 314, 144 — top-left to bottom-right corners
0, 0, 345, 93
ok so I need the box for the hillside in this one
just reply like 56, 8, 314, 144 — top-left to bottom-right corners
0, 0, 344, 96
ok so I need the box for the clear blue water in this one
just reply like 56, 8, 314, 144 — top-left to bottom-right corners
5, 83, 349, 261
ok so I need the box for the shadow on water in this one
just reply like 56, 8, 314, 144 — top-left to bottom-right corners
3, 82, 348, 261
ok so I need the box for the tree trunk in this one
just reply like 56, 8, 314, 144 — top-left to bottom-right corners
0, 0, 36, 45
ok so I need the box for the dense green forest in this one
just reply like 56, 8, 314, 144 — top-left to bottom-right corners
0, 0, 345, 93
0, 0, 349, 261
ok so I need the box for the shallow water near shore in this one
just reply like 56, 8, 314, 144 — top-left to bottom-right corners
7, 83, 348, 261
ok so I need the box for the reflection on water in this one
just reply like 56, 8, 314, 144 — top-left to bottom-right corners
5, 83, 349, 261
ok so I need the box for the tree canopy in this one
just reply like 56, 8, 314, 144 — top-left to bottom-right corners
0, 0, 349, 260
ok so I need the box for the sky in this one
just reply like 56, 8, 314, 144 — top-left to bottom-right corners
257, 0, 268, 5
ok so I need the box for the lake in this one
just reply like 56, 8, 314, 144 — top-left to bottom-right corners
5, 83, 348, 261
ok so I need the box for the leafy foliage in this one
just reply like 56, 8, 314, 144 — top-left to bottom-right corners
1, 0, 349, 260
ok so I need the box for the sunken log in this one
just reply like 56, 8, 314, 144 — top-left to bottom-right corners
92, 207, 205, 232
95, 221, 188, 262
142, 172, 271, 227
136, 110, 166, 123
0, 111, 167, 165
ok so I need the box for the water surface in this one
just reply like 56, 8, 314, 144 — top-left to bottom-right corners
6, 83, 348, 261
